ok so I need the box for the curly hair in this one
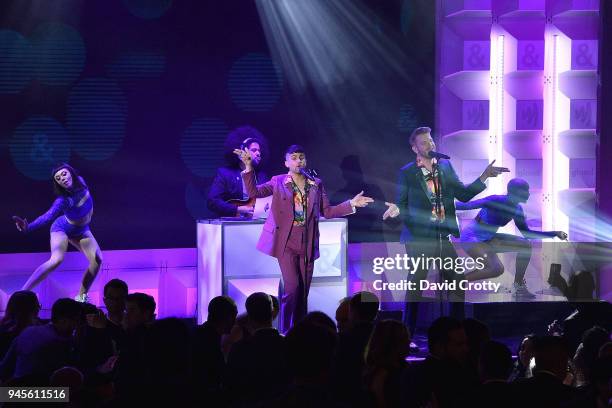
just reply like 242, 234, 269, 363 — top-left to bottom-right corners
223, 126, 269, 167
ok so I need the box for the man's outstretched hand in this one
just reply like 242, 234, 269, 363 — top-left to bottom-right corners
479, 160, 510, 182
382, 202, 400, 220
350, 191, 374, 208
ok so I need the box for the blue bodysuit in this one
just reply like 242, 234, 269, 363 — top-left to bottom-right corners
27, 178, 93, 238
456, 195, 556, 242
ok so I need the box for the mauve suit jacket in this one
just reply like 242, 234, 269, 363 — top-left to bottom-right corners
242, 170, 354, 260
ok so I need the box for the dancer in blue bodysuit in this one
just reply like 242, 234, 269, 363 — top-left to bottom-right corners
456, 178, 567, 299
13, 164, 102, 302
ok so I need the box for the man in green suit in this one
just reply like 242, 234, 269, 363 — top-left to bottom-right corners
384, 126, 508, 333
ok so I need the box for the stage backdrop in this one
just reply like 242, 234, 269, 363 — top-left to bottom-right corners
0, 0, 435, 253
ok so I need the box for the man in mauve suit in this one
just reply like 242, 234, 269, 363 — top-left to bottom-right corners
236, 144, 373, 332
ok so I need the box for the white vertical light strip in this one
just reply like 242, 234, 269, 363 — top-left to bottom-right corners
551, 34, 560, 231
552, 33, 570, 234
488, 27, 504, 195
543, 27, 570, 235
543, 26, 554, 232
488, 29, 498, 165
495, 34, 505, 195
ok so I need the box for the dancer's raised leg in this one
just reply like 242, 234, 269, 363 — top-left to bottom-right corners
22, 232, 69, 291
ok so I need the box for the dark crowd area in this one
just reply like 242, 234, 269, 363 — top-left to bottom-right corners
0, 279, 611, 408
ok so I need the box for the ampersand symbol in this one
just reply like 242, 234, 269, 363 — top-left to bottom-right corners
468, 44, 486, 69
575, 43, 593, 68
522, 43, 539, 68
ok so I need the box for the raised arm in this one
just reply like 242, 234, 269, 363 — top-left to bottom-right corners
445, 162, 487, 202
241, 169, 274, 198
235, 147, 274, 198
320, 184, 371, 219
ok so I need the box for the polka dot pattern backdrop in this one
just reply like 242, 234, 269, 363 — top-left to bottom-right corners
228, 53, 284, 112
31, 23, 86, 87
9, 116, 71, 180
0, 30, 36, 94
123, 0, 173, 19
66, 78, 127, 161
0, 0, 435, 252
180, 118, 228, 179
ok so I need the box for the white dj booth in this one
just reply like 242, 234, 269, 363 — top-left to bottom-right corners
196, 218, 348, 323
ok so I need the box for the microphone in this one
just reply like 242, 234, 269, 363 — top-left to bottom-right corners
427, 151, 451, 160
299, 168, 318, 181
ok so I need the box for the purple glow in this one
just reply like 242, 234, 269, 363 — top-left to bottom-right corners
443, 71, 490, 100
505, 130, 543, 158
517, 41, 545, 70
570, 159, 596, 189
463, 41, 490, 70
559, 71, 597, 99
506, 72, 544, 100
438, 0, 599, 243
0, 248, 198, 319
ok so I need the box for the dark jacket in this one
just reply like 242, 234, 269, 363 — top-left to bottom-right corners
226, 327, 288, 405
396, 159, 486, 242
513, 371, 578, 408
332, 322, 375, 405
0, 323, 74, 382
401, 355, 478, 408
192, 321, 227, 406
207, 166, 268, 217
